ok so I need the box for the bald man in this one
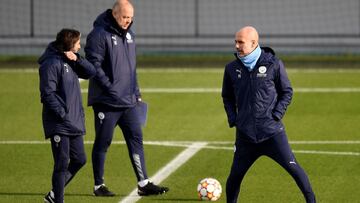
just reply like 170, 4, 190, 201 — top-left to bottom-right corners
85, 0, 169, 196
222, 26, 316, 202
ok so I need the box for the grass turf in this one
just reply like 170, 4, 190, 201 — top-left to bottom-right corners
0, 67, 359, 202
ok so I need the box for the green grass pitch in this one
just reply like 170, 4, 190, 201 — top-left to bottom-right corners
0, 66, 359, 203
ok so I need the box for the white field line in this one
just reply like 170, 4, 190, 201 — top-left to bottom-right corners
80, 87, 360, 94
119, 142, 207, 203
294, 87, 360, 93
3, 68, 358, 93
1, 140, 360, 145
1, 140, 359, 157
292, 150, 360, 156
2, 140, 360, 145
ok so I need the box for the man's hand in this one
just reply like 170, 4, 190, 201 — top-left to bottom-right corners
64, 51, 78, 61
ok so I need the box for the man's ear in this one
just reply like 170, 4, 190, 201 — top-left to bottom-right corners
251, 40, 256, 48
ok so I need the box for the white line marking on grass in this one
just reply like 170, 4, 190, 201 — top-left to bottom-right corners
1, 140, 359, 157
80, 87, 360, 94
142, 88, 221, 93
289, 140, 360, 144
293, 150, 360, 156
287, 69, 360, 74
199, 146, 360, 156
119, 142, 207, 203
0, 69, 38, 73
1, 140, 360, 145
294, 87, 360, 93
0, 140, 49, 144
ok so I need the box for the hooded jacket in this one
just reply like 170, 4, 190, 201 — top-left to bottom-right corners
38, 42, 96, 138
85, 9, 140, 108
222, 48, 293, 143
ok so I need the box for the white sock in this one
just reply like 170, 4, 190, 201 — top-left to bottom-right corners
50, 190, 54, 198
94, 184, 105, 190
138, 179, 149, 187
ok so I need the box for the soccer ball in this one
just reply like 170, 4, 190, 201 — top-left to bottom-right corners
197, 178, 222, 201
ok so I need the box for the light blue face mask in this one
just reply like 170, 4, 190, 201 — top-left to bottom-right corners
238, 46, 261, 71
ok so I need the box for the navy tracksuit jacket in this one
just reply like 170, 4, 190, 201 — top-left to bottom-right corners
222, 49, 293, 143
85, 9, 148, 185
85, 9, 140, 108
39, 42, 96, 138
222, 49, 316, 203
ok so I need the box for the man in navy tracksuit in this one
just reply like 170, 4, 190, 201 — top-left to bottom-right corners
39, 28, 96, 203
222, 26, 316, 202
85, 0, 168, 196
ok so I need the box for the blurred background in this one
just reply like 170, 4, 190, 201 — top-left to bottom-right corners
1, 2, 360, 202
0, 0, 360, 66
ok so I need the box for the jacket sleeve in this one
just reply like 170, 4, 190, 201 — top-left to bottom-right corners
39, 62, 67, 120
85, 30, 112, 90
221, 67, 237, 128
72, 54, 97, 79
272, 60, 293, 120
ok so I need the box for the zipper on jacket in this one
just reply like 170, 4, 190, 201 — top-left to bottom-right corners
123, 35, 135, 103
249, 71, 258, 142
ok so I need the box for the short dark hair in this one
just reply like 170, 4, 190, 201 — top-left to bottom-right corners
55, 28, 81, 52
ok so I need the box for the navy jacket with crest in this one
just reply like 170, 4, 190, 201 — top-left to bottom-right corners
85, 9, 140, 108
222, 48, 293, 143
39, 42, 96, 138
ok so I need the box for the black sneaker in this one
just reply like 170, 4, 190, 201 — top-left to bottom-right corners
94, 185, 115, 196
138, 182, 169, 196
44, 192, 55, 203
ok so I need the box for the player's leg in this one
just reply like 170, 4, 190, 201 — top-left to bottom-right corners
64, 135, 86, 187
118, 106, 147, 182
92, 105, 120, 196
49, 135, 70, 203
119, 106, 169, 195
226, 137, 260, 203
264, 132, 316, 203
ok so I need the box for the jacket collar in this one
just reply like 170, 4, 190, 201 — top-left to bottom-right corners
234, 50, 273, 71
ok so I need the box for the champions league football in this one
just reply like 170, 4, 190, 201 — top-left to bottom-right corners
197, 178, 222, 201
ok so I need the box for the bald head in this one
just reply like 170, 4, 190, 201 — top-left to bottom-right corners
235, 26, 259, 56
112, 0, 134, 30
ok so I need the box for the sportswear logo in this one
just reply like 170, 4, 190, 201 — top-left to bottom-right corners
98, 112, 105, 124
257, 66, 267, 78
98, 112, 105, 120
289, 159, 297, 165
126, 32, 133, 43
259, 66, 267, 73
64, 63, 69, 73
111, 35, 117, 45
236, 68, 242, 78
54, 135, 61, 143
53, 135, 61, 147
133, 154, 144, 180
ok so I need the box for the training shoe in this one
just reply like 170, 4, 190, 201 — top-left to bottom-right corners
138, 182, 169, 196
44, 192, 55, 203
94, 185, 115, 196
